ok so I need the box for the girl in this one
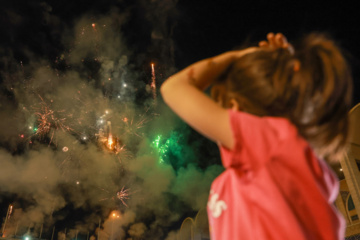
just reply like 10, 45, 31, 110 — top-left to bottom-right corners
161, 33, 352, 239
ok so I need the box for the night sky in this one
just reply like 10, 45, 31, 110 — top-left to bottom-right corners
0, 1, 359, 239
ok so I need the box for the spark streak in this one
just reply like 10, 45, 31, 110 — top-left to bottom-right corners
151, 63, 156, 100
107, 133, 113, 149
1, 205, 13, 237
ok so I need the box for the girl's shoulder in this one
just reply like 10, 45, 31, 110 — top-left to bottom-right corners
229, 110, 298, 142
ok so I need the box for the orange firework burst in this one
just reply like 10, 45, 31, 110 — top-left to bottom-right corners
33, 94, 74, 144
118, 108, 154, 138
116, 186, 131, 207
99, 186, 133, 208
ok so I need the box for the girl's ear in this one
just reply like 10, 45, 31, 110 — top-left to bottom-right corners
230, 98, 240, 111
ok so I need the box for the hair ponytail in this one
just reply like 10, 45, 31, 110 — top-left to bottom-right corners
292, 33, 353, 161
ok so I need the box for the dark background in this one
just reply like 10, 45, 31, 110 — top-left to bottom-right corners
1, 0, 359, 101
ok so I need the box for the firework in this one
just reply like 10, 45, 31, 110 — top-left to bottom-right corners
152, 135, 166, 164
32, 94, 74, 144
118, 107, 153, 138
107, 133, 114, 149
116, 186, 130, 207
99, 186, 132, 208
151, 132, 183, 164
151, 63, 156, 99
6, 16, 168, 236
8, 205, 13, 219
95, 120, 127, 156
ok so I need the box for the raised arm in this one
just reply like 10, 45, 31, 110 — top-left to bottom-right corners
161, 32, 291, 149
160, 48, 257, 149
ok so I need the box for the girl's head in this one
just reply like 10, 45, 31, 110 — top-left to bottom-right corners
211, 33, 353, 161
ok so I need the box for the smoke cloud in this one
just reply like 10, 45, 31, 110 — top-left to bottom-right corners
0, 1, 222, 239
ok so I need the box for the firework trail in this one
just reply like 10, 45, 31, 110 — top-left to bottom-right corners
8, 205, 13, 219
91, 22, 101, 58
1, 205, 13, 237
151, 63, 156, 100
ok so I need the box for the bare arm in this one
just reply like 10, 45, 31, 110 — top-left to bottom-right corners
160, 48, 257, 149
161, 32, 290, 150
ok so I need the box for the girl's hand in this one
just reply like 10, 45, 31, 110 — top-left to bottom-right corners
259, 32, 294, 54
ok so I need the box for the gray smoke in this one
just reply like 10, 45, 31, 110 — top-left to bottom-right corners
0, 2, 222, 239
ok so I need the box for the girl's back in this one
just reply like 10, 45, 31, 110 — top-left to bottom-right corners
208, 110, 345, 239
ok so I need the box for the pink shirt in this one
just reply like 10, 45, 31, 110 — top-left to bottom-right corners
207, 110, 345, 240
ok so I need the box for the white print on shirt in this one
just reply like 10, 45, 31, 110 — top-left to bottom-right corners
208, 190, 227, 218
